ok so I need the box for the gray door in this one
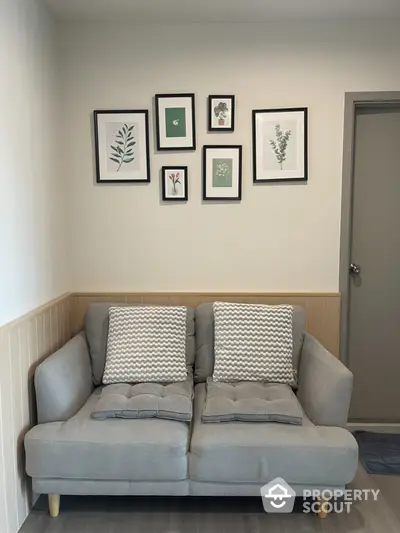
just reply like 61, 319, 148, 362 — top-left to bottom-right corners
348, 105, 400, 421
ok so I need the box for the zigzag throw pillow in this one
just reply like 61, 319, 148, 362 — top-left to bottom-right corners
212, 302, 295, 383
103, 306, 187, 384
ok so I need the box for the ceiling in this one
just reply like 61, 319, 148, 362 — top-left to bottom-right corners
44, 0, 400, 23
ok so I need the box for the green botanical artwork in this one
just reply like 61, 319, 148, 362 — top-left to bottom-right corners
165, 107, 186, 138
270, 124, 292, 170
214, 101, 229, 125
213, 158, 233, 187
109, 124, 136, 171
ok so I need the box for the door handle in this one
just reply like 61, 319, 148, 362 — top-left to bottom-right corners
350, 263, 361, 275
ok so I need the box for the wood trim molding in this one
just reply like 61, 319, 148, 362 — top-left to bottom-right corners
75, 291, 339, 297
70, 292, 340, 357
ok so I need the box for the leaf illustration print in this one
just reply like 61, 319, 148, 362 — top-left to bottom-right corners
109, 124, 136, 171
269, 124, 292, 170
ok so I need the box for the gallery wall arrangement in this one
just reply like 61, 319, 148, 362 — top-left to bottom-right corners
93, 96, 308, 201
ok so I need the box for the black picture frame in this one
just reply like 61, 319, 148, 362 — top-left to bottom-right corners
155, 93, 196, 151
203, 145, 243, 201
252, 107, 308, 183
208, 95, 235, 132
161, 166, 188, 202
94, 109, 150, 183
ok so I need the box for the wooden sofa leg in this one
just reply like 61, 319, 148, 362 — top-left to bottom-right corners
317, 496, 330, 519
48, 494, 60, 517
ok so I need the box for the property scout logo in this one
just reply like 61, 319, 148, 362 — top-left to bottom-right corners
260, 478, 380, 514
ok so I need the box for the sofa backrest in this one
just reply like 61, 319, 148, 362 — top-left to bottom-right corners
85, 302, 195, 385
194, 303, 306, 383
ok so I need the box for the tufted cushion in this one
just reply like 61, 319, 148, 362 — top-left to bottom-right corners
202, 379, 303, 424
26, 390, 190, 482
190, 383, 358, 485
91, 379, 193, 421
85, 303, 195, 385
195, 303, 306, 383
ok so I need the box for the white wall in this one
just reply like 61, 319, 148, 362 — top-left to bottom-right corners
61, 20, 400, 293
0, 1, 68, 532
0, 0, 68, 328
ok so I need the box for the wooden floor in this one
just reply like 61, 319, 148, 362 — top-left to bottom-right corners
20, 467, 400, 533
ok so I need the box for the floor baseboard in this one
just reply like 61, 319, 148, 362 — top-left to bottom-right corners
348, 423, 400, 433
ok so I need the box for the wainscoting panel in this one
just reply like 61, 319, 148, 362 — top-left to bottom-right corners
0, 294, 71, 533
71, 293, 341, 356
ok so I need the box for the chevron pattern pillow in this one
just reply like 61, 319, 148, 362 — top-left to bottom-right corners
212, 302, 295, 383
103, 306, 188, 384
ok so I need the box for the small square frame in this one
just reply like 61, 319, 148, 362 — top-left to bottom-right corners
208, 95, 235, 132
162, 166, 188, 201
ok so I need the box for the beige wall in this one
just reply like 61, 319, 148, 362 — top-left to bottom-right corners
60, 20, 400, 293
0, 0, 68, 328
71, 292, 341, 356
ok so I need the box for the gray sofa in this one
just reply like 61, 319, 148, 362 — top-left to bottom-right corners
25, 303, 358, 517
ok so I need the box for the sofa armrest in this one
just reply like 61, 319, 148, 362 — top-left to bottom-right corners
35, 332, 93, 424
297, 333, 353, 427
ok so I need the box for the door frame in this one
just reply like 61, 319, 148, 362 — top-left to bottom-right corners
339, 91, 400, 366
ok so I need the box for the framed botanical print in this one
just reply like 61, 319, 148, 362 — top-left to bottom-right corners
252, 107, 308, 182
155, 93, 196, 151
203, 145, 242, 201
208, 95, 235, 132
94, 110, 150, 183
162, 166, 188, 201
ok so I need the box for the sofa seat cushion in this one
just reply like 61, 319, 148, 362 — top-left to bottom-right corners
190, 384, 358, 486
91, 381, 193, 421
25, 389, 189, 482
202, 379, 302, 424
